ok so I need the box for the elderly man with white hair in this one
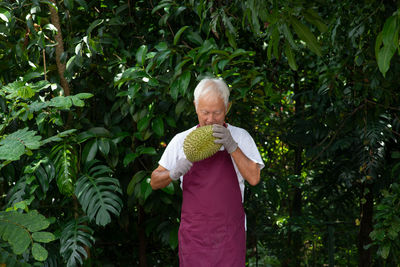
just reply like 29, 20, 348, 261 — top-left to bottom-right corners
151, 77, 264, 266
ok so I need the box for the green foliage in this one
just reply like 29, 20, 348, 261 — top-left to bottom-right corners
50, 143, 77, 196
0, 247, 31, 267
60, 217, 94, 267
0, 210, 55, 262
75, 161, 123, 227
369, 183, 400, 262
0, 0, 399, 265
0, 128, 41, 161
375, 10, 400, 77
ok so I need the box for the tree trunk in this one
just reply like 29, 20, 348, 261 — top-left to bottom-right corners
283, 76, 303, 267
49, 0, 70, 96
138, 204, 147, 267
358, 182, 373, 267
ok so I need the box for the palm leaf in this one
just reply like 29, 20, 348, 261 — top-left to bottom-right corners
75, 161, 123, 226
60, 217, 94, 267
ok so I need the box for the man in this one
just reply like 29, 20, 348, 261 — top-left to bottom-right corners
150, 78, 264, 266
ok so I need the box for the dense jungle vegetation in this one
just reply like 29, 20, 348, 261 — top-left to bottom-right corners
0, 0, 400, 266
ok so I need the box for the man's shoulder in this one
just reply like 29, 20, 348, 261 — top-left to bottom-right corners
227, 123, 250, 136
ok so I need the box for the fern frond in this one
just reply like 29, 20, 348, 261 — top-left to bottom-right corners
75, 161, 123, 226
50, 142, 78, 196
60, 217, 94, 267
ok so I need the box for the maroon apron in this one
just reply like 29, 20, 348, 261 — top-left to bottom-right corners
178, 149, 246, 267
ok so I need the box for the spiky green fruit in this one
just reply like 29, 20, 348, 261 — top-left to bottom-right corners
183, 125, 222, 162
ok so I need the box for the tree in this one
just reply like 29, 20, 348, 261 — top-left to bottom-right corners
1, 0, 400, 266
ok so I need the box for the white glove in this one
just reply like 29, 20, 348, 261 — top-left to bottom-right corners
169, 158, 193, 180
213, 124, 238, 154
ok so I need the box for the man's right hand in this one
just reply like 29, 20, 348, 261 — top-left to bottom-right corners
169, 158, 193, 180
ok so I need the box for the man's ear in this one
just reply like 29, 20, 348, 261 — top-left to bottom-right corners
226, 101, 232, 114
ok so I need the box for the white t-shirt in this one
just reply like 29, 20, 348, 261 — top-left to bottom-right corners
158, 123, 265, 202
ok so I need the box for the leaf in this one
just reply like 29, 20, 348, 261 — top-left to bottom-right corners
0, 8, 11, 23
32, 243, 48, 261
151, 117, 164, 136
23, 72, 42, 82
375, 32, 383, 61
87, 19, 104, 36
0, 128, 42, 161
43, 23, 58, 34
175, 99, 186, 115
40, 129, 77, 145
282, 23, 297, 49
186, 31, 203, 46
0, 210, 53, 258
60, 217, 94, 266
377, 44, 396, 77
66, 55, 76, 73
284, 41, 298, 71
75, 162, 123, 226
136, 146, 157, 155
290, 16, 322, 56
170, 78, 179, 101
378, 243, 391, 259
98, 138, 110, 155
140, 178, 152, 201
50, 143, 77, 196
32, 231, 56, 243
137, 116, 151, 132
151, 1, 172, 14
82, 139, 98, 162
49, 96, 73, 109
161, 182, 174, 195
127, 171, 147, 196
169, 226, 179, 250
304, 9, 328, 33
178, 71, 191, 96
136, 45, 148, 66
155, 42, 168, 51
123, 152, 138, 167
174, 26, 189, 45
382, 16, 398, 46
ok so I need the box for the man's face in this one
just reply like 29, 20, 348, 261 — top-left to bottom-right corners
195, 92, 227, 126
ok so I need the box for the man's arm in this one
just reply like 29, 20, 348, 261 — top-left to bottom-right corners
150, 165, 172, 190
231, 147, 261, 186
213, 124, 261, 186
151, 158, 193, 190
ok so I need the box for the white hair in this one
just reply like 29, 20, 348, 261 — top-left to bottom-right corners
193, 78, 230, 110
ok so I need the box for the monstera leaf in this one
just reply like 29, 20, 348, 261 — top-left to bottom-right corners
60, 217, 95, 267
75, 161, 123, 226
0, 210, 55, 262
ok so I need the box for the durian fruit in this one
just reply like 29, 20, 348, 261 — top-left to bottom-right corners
183, 125, 222, 162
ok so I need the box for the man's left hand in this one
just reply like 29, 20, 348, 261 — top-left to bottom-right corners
212, 124, 238, 154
